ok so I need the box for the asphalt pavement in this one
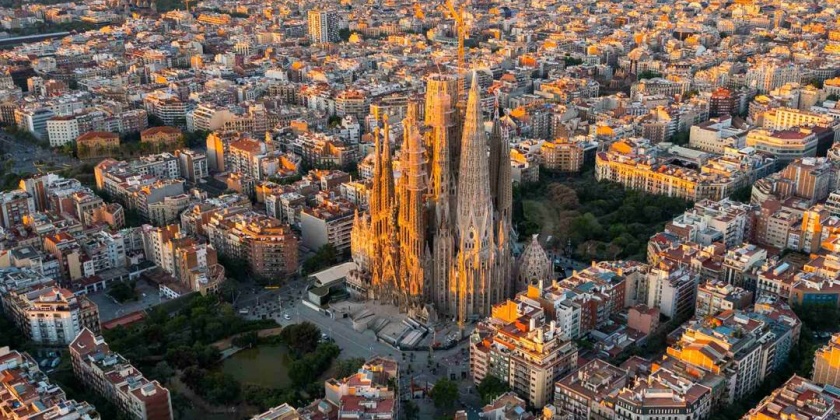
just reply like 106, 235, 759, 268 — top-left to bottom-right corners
0, 131, 78, 174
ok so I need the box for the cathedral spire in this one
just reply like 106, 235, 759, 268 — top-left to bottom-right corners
380, 117, 395, 208
488, 93, 502, 203
456, 74, 492, 229
493, 110, 512, 228
429, 89, 453, 226
398, 103, 427, 306
369, 116, 399, 301
452, 73, 498, 328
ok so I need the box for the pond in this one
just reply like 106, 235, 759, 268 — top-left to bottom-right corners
216, 345, 292, 389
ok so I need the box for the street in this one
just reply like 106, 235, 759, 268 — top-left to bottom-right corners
222, 265, 500, 418
0, 131, 77, 174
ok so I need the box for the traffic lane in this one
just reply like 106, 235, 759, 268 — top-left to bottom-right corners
295, 304, 394, 360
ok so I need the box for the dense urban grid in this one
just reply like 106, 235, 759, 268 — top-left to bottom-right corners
2, 0, 840, 419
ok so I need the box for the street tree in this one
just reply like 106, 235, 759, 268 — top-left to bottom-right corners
430, 378, 458, 409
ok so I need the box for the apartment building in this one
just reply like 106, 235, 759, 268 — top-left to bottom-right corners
300, 199, 355, 252
751, 157, 837, 206
554, 359, 627, 420
266, 191, 307, 226
613, 369, 712, 420
70, 329, 173, 420
131, 152, 181, 180
178, 194, 251, 237
721, 243, 767, 290
187, 103, 268, 135
745, 375, 839, 420
131, 179, 186, 221
695, 281, 753, 318
175, 148, 208, 181
0, 347, 99, 419
665, 304, 799, 404
46, 115, 81, 147
287, 356, 398, 420
480, 393, 533, 420
65, 188, 102, 224
646, 266, 699, 321
813, 333, 840, 388
143, 91, 187, 127
595, 139, 765, 201
665, 198, 753, 248
226, 137, 268, 180
253, 404, 300, 420
307, 9, 339, 43
2, 285, 100, 346
94, 158, 186, 221
339, 180, 370, 209
688, 117, 747, 154
540, 139, 585, 172
15, 107, 55, 139
79, 230, 127, 274
761, 107, 836, 131
204, 211, 298, 278
746, 128, 818, 162
139, 222, 223, 294
756, 259, 798, 299
172, 238, 224, 294
470, 300, 578, 408
334, 90, 368, 122
141, 224, 181, 274
44, 231, 93, 283
0, 189, 35, 229
148, 194, 193, 226
788, 272, 840, 307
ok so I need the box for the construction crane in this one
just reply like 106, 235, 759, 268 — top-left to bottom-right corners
439, 0, 467, 103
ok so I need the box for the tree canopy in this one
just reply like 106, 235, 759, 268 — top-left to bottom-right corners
430, 378, 459, 409
278, 321, 322, 357
477, 376, 510, 404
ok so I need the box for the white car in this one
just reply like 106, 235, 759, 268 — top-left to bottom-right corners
284, 314, 291, 320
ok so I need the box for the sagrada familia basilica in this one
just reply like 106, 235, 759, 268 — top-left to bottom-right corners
350, 73, 520, 326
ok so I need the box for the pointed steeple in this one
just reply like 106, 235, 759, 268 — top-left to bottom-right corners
494, 111, 512, 230
456, 74, 493, 231
381, 117, 395, 208
488, 93, 502, 202
429, 89, 453, 225
452, 73, 499, 325
398, 103, 427, 306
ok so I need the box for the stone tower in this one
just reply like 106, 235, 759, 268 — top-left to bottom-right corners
370, 122, 399, 302
397, 105, 428, 307
450, 75, 498, 325
428, 86, 457, 315
425, 74, 462, 173
490, 105, 514, 302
